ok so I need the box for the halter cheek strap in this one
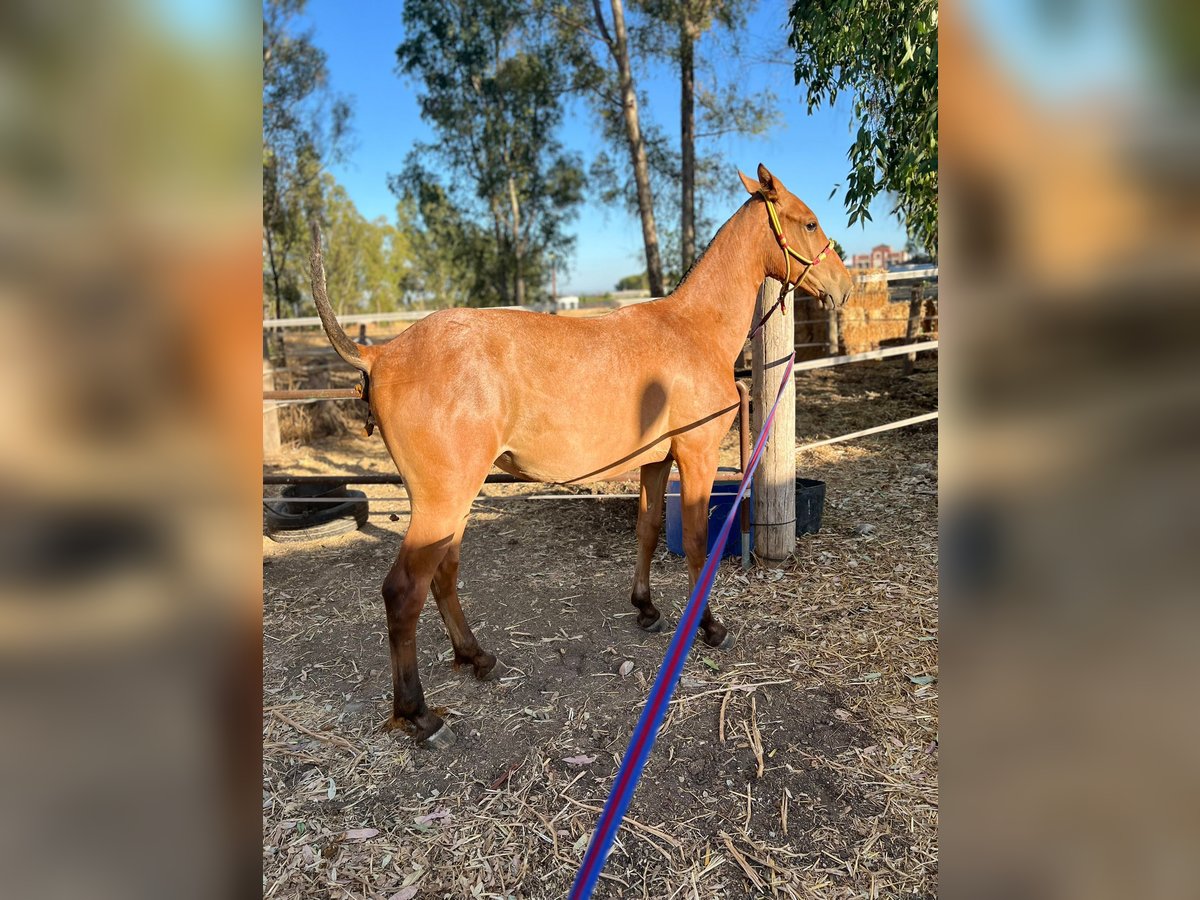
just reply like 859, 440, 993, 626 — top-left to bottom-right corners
760, 189, 833, 315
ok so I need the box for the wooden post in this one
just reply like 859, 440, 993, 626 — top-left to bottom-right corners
825, 304, 840, 355
903, 283, 924, 375
751, 278, 796, 561
263, 357, 281, 459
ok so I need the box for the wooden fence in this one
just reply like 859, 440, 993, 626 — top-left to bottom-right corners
263, 267, 938, 562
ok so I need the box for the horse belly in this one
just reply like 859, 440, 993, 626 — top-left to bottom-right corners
497, 394, 673, 484
496, 442, 671, 484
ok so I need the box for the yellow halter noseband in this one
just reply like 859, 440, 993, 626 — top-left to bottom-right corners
760, 190, 833, 311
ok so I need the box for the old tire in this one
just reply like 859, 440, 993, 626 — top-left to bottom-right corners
264, 488, 368, 542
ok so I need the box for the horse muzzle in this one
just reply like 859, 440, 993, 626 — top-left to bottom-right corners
818, 289, 848, 311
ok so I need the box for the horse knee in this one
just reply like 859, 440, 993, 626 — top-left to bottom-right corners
682, 531, 707, 561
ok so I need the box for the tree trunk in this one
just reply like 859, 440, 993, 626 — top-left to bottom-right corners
679, 23, 696, 275
606, 0, 665, 297
507, 176, 526, 307
265, 217, 282, 322
488, 198, 508, 307
263, 204, 286, 364
263, 161, 284, 322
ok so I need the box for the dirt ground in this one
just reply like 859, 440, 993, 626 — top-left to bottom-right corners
263, 356, 938, 899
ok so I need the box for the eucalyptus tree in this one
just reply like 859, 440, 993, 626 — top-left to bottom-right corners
545, 0, 669, 296
788, 0, 938, 254
262, 0, 351, 322
637, 0, 777, 272
395, 0, 585, 307
318, 176, 413, 316
391, 166, 507, 310
586, 0, 668, 296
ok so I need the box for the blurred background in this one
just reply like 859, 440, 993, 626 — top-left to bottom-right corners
0, 0, 1197, 897
942, 0, 1200, 897
0, 0, 260, 897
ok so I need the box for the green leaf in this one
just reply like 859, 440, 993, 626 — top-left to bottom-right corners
788, 0, 937, 254
908, 674, 937, 685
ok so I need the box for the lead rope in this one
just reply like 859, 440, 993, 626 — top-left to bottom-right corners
747, 289, 788, 340
567, 351, 798, 900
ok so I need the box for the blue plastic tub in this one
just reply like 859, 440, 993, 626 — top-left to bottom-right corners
665, 480, 752, 559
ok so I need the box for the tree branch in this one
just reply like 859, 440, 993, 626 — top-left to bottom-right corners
591, 0, 615, 50
547, 7, 604, 43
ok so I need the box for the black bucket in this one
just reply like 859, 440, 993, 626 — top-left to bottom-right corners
796, 477, 826, 535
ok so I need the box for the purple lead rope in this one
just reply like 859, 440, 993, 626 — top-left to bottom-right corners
747, 291, 786, 340
567, 352, 797, 900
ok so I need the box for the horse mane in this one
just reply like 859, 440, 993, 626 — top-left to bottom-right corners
671, 199, 751, 292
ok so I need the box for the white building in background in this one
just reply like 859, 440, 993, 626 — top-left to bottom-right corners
611, 289, 651, 301
555, 295, 579, 311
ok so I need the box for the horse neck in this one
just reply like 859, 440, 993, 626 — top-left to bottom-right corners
666, 202, 772, 365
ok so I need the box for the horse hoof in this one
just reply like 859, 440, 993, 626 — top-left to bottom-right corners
456, 650, 498, 681
640, 616, 668, 634
718, 631, 736, 651
419, 723, 456, 751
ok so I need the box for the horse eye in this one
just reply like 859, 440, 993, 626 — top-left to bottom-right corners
805, 222, 817, 232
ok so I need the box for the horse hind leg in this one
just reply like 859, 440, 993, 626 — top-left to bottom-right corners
380, 513, 460, 749
630, 456, 673, 633
430, 526, 497, 681
372, 398, 504, 746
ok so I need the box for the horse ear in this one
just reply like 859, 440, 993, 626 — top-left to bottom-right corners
756, 163, 781, 200
738, 169, 761, 196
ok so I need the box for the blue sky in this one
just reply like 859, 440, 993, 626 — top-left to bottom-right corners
291, 0, 910, 294
965, 0, 1150, 101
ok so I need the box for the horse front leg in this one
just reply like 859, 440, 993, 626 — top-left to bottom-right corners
674, 447, 735, 651
630, 456, 673, 633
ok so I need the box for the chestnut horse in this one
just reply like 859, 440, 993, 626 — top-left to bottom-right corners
309, 164, 852, 747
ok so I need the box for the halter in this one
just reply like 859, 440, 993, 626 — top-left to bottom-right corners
747, 190, 834, 338
762, 189, 832, 297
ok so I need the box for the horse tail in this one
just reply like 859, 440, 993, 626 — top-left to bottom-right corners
308, 221, 376, 374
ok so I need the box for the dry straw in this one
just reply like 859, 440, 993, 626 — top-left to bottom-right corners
263, 356, 937, 898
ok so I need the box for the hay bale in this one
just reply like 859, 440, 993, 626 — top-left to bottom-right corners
792, 270, 940, 356
275, 358, 363, 444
